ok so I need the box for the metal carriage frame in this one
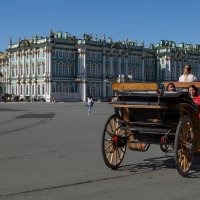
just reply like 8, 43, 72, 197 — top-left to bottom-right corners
101, 82, 200, 177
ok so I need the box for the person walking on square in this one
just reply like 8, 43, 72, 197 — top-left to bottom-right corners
86, 95, 94, 115
179, 64, 197, 82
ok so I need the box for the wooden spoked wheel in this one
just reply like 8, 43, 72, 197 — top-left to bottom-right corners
102, 114, 127, 169
175, 117, 194, 177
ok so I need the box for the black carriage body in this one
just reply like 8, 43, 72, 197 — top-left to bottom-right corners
111, 91, 198, 144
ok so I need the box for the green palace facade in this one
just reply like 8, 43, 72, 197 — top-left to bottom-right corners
1, 31, 200, 102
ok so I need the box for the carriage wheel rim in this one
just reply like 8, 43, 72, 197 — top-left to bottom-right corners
175, 117, 194, 176
102, 114, 127, 168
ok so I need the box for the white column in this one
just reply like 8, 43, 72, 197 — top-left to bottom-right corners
78, 48, 87, 101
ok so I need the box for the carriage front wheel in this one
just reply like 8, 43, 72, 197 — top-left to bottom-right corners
175, 117, 194, 177
101, 114, 127, 169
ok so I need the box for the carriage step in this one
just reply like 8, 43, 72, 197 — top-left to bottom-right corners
121, 126, 170, 135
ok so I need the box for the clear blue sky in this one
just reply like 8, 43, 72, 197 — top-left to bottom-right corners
1, 0, 200, 52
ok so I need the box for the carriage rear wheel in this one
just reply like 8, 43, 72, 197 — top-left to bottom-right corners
175, 117, 194, 177
101, 114, 127, 169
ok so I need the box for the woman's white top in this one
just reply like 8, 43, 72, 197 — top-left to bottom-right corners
179, 74, 197, 82
87, 98, 93, 105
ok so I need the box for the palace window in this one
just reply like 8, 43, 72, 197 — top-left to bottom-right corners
52, 61, 56, 75
64, 62, 68, 76
32, 64, 35, 74
32, 85, 34, 95
87, 52, 90, 60
58, 62, 63, 76
70, 63, 75, 75
26, 85, 29, 95
52, 84, 56, 92
12, 86, 14, 94
12, 67, 14, 77
16, 66, 18, 76
92, 53, 95, 60
52, 51, 55, 58
26, 66, 29, 75
97, 53, 101, 60
42, 84, 45, 95
21, 67, 23, 76
42, 63, 45, 74
38, 66, 40, 74
38, 85, 41, 95
59, 51, 62, 58
20, 85, 23, 95
11, 54, 15, 61
63, 84, 67, 92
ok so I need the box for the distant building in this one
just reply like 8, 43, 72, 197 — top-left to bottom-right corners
156, 40, 200, 81
2, 31, 200, 102
0, 52, 8, 95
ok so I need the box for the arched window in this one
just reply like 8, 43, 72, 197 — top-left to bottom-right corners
32, 85, 34, 95
70, 84, 74, 93
38, 85, 41, 95
63, 84, 67, 92
52, 61, 56, 76
58, 83, 62, 92
105, 64, 109, 76
71, 63, 75, 75
38, 65, 41, 75
15, 85, 17, 95
12, 86, 14, 94
64, 63, 68, 76
20, 67, 23, 76
26, 85, 29, 95
42, 63, 45, 74
20, 85, 23, 95
26, 66, 29, 75
32, 63, 35, 74
92, 85, 96, 96
52, 83, 56, 92
12, 67, 14, 77
42, 84, 45, 95
92, 64, 95, 76
59, 62, 63, 76
87, 63, 90, 76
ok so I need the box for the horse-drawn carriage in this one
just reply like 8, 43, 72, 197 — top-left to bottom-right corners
101, 82, 200, 177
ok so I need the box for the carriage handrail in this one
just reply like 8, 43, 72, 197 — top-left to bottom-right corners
162, 81, 200, 88
112, 82, 158, 91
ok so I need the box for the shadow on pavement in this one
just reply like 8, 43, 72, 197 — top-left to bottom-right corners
16, 113, 55, 118
0, 107, 27, 111
117, 155, 200, 178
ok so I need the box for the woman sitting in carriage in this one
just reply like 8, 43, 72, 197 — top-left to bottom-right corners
188, 84, 200, 118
